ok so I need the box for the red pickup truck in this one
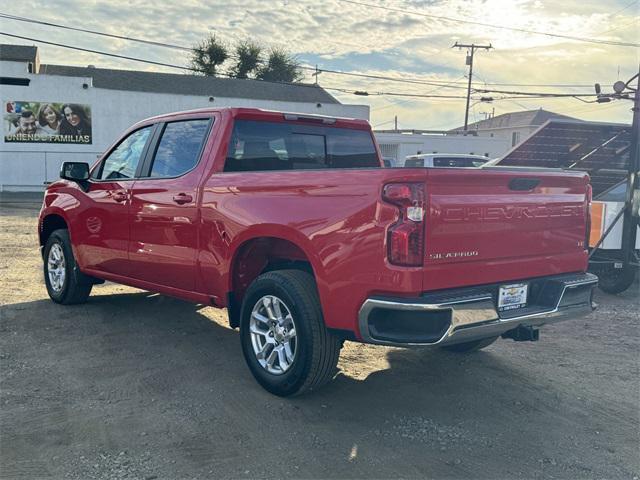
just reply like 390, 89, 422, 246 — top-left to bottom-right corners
39, 108, 597, 396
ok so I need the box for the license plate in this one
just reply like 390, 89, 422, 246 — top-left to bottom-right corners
498, 283, 528, 311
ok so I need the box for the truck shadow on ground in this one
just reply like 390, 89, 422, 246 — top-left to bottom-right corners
2, 289, 566, 418
1, 290, 619, 478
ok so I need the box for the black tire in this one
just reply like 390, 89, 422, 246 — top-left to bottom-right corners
43, 229, 93, 304
597, 264, 637, 295
240, 270, 341, 397
441, 336, 498, 353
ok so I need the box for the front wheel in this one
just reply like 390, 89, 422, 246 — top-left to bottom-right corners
43, 229, 93, 304
240, 270, 341, 397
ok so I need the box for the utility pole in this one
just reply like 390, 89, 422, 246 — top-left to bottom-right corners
313, 64, 321, 85
589, 67, 639, 289
620, 66, 640, 270
453, 42, 492, 132
394, 115, 398, 131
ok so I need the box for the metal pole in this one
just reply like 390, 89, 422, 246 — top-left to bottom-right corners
620, 66, 640, 269
453, 42, 492, 132
464, 46, 474, 132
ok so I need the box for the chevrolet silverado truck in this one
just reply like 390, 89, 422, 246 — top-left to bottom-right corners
39, 108, 598, 396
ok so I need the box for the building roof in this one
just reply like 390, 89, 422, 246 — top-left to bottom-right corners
449, 109, 580, 133
498, 119, 631, 196
0, 44, 38, 63
37, 63, 340, 104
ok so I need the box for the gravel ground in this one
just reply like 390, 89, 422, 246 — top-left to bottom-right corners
1, 202, 639, 479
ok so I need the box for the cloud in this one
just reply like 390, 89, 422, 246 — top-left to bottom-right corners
0, 0, 636, 128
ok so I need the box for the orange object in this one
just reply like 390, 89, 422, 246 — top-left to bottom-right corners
589, 202, 605, 247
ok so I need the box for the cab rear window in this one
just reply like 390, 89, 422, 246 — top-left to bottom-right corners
224, 120, 380, 172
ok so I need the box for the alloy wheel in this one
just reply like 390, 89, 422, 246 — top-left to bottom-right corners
47, 243, 66, 292
249, 295, 297, 375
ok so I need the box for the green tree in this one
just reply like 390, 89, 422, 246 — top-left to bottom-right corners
256, 47, 304, 83
231, 39, 262, 79
190, 34, 229, 76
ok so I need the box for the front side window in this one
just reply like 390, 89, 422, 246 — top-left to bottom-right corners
149, 119, 210, 178
224, 120, 379, 172
94, 126, 152, 180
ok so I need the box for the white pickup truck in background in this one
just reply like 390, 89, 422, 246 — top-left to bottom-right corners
403, 153, 490, 168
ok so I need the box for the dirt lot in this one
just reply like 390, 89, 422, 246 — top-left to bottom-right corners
1, 201, 638, 480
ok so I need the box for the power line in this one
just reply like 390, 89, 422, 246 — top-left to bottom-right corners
337, 0, 640, 48
0, 31, 200, 71
372, 119, 396, 128
0, 11, 459, 85
0, 31, 605, 104
0, 31, 477, 102
371, 97, 416, 113
0, 12, 191, 51
0, 11, 603, 90
369, 76, 469, 113
597, 16, 639, 37
607, 0, 639, 18
314, 68, 469, 89
472, 87, 598, 97
0, 31, 326, 93
0, 25, 518, 93
324, 86, 468, 99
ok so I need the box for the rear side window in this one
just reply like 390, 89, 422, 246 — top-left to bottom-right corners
94, 126, 152, 180
149, 119, 210, 178
224, 120, 379, 172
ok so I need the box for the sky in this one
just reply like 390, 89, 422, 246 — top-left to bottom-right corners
1, 0, 638, 130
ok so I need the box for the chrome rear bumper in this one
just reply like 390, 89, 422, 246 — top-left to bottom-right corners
358, 272, 598, 347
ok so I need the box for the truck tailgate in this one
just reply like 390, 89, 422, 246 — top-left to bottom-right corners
422, 168, 590, 290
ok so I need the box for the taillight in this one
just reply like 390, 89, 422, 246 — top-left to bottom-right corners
585, 184, 592, 250
383, 183, 425, 266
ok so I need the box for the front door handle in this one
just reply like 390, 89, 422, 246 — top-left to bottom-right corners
112, 190, 128, 202
172, 193, 193, 205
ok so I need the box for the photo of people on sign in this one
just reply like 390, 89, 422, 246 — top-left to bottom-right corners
4, 101, 92, 144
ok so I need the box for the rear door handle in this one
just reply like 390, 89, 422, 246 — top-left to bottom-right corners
172, 193, 193, 205
112, 190, 128, 202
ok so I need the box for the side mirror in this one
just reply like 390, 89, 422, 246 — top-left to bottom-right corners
60, 162, 90, 191
60, 162, 90, 182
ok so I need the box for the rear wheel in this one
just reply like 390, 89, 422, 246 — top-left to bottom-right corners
44, 229, 93, 304
597, 264, 637, 295
441, 336, 498, 353
240, 270, 341, 397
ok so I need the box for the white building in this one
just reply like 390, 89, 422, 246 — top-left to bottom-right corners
447, 108, 580, 148
0, 44, 369, 191
375, 129, 510, 166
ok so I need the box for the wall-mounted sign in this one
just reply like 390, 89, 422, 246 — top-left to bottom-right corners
4, 101, 92, 144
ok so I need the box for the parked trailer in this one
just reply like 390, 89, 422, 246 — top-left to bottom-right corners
498, 118, 639, 294
589, 182, 640, 293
